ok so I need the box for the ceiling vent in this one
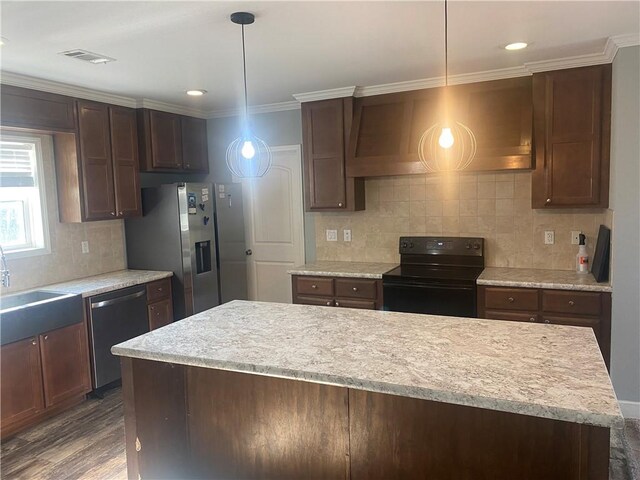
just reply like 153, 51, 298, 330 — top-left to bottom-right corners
59, 49, 116, 64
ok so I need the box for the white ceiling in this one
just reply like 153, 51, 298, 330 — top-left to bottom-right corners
1, 1, 638, 115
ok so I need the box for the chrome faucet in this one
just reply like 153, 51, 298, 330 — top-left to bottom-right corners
0, 245, 10, 288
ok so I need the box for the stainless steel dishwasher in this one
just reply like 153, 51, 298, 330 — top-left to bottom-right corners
88, 285, 148, 390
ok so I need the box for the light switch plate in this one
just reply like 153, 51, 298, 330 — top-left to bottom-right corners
571, 231, 581, 245
343, 229, 352, 242
81, 241, 90, 254
326, 229, 338, 242
544, 231, 555, 245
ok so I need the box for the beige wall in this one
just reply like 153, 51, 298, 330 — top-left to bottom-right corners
2, 135, 126, 294
314, 171, 610, 270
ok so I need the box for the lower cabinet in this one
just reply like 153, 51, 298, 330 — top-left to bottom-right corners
147, 278, 174, 330
292, 276, 383, 310
478, 286, 611, 368
0, 322, 91, 438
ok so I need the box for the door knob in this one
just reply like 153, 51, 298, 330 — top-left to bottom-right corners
245, 249, 252, 256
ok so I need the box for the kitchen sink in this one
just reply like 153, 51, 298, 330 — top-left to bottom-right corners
1, 290, 83, 346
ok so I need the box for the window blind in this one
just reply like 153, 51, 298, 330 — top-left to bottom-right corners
0, 141, 36, 187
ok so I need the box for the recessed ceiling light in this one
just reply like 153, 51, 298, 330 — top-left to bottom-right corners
505, 42, 528, 51
186, 89, 207, 96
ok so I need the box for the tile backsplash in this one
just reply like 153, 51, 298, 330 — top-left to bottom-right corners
314, 171, 612, 270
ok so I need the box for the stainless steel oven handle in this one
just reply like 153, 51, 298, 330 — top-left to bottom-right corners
91, 290, 145, 309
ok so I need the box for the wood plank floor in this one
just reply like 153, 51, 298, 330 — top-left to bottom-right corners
1, 387, 638, 480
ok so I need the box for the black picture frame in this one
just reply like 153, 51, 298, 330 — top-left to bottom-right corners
591, 225, 611, 283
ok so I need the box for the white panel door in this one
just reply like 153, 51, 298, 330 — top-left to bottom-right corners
242, 145, 305, 303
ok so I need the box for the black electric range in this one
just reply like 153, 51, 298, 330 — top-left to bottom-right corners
383, 236, 484, 318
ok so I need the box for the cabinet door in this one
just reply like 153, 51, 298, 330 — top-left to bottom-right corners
0, 337, 45, 428
1, 85, 76, 131
181, 116, 209, 172
148, 299, 174, 331
39, 323, 91, 407
532, 65, 611, 208
302, 98, 364, 211
149, 110, 183, 169
110, 106, 142, 218
77, 100, 117, 220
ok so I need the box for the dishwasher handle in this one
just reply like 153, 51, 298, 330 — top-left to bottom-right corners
91, 289, 146, 309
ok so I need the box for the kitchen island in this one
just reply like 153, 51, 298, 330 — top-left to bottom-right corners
112, 300, 621, 480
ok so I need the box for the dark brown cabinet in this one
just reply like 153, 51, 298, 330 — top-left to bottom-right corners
138, 109, 209, 173
146, 278, 174, 330
292, 275, 382, 310
478, 286, 611, 368
0, 337, 45, 431
301, 98, 365, 211
0, 85, 77, 132
532, 65, 612, 208
39, 322, 92, 407
57, 100, 141, 222
346, 77, 533, 177
0, 321, 91, 439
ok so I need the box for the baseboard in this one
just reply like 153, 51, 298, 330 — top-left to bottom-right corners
619, 400, 640, 418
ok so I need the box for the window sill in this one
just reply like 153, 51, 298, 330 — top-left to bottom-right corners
5, 246, 51, 260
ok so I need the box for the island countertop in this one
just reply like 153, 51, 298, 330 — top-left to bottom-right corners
112, 300, 622, 428
287, 261, 397, 279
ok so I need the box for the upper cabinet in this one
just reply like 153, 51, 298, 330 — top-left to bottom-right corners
137, 109, 209, 173
0, 85, 76, 132
532, 65, 612, 208
301, 98, 365, 212
56, 100, 142, 222
346, 77, 533, 177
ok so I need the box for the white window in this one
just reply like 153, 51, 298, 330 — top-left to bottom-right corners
0, 133, 51, 257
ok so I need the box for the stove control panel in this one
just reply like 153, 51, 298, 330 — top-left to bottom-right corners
399, 236, 484, 256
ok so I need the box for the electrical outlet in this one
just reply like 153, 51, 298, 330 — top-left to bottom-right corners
81, 241, 90, 254
343, 229, 352, 242
326, 229, 338, 242
544, 231, 555, 245
571, 231, 581, 245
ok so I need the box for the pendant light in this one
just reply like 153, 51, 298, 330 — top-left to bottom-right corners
418, 0, 476, 173
226, 12, 272, 178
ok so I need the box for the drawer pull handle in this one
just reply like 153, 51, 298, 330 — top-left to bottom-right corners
544, 319, 550, 324
568, 300, 575, 306
529, 317, 535, 322
311, 284, 317, 289
335, 301, 340, 307
326, 301, 332, 306
508, 297, 514, 302
352, 287, 358, 292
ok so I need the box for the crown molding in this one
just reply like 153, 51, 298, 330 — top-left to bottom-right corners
292, 86, 357, 103
208, 100, 300, 119
135, 98, 208, 118
611, 33, 640, 49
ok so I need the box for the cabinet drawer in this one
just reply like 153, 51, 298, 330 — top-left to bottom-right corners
294, 295, 334, 307
334, 298, 376, 310
540, 315, 600, 329
148, 299, 173, 331
484, 310, 538, 323
146, 278, 171, 303
295, 277, 334, 296
335, 278, 377, 300
484, 287, 538, 311
542, 290, 601, 316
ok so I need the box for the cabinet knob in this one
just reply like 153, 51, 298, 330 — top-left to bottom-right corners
338, 202, 343, 207
118, 211, 123, 216
311, 284, 317, 289
508, 297, 514, 302
529, 317, 536, 322
110, 212, 115, 216
156, 312, 161, 317
568, 300, 575, 306
326, 301, 332, 306
544, 319, 550, 324
135, 437, 142, 452
546, 198, 551, 204
352, 287, 358, 292
31, 339, 37, 346
43, 335, 48, 340
335, 301, 340, 307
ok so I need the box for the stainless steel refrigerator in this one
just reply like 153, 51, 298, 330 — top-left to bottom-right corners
125, 182, 247, 320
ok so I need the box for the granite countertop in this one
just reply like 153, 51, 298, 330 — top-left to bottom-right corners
287, 261, 397, 279
40, 269, 173, 298
113, 300, 622, 428
477, 267, 612, 292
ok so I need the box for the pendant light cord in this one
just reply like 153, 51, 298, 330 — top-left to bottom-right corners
444, 0, 448, 87
241, 24, 249, 121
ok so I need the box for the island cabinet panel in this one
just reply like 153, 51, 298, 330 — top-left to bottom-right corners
302, 98, 365, 211
292, 274, 383, 310
0, 85, 77, 131
349, 390, 608, 480
346, 77, 533, 177
532, 64, 612, 208
478, 286, 611, 368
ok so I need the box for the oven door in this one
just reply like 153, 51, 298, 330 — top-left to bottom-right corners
383, 281, 477, 318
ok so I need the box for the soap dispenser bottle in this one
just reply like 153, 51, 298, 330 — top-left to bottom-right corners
576, 233, 589, 274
